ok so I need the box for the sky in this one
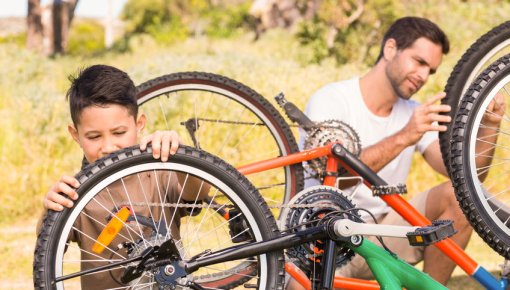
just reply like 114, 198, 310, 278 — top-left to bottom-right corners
0, 0, 128, 18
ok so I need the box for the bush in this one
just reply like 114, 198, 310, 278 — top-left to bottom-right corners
67, 19, 105, 56
296, 0, 402, 65
203, 3, 252, 38
121, 0, 195, 43
0, 33, 26, 46
121, 0, 251, 44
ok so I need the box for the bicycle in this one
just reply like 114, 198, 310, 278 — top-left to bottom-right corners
34, 53, 510, 289
34, 142, 459, 290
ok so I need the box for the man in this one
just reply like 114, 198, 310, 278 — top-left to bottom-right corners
294, 16, 472, 287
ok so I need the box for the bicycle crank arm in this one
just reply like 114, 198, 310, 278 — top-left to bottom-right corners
334, 219, 419, 238
334, 219, 457, 246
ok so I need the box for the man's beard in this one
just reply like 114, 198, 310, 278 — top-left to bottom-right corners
389, 75, 413, 100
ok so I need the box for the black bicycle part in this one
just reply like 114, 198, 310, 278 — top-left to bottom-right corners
406, 220, 456, 247
440, 21, 510, 173
449, 54, 510, 258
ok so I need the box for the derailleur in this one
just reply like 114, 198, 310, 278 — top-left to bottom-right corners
121, 239, 187, 287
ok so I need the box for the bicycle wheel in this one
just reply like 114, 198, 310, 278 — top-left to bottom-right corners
441, 21, 510, 172
33, 145, 285, 289
136, 72, 304, 215
450, 54, 510, 258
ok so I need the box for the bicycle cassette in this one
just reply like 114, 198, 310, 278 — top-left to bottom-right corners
280, 186, 360, 274
303, 119, 361, 175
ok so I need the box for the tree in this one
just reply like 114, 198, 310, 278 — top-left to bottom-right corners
249, 0, 318, 38
26, 0, 79, 56
27, 0, 43, 52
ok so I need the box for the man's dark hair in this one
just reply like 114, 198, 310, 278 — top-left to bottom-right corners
376, 17, 450, 62
66, 64, 138, 126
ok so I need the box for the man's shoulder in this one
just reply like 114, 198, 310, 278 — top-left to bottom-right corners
319, 77, 358, 91
310, 77, 359, 100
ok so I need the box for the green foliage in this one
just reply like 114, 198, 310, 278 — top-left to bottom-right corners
67, 19, 105, 56
203, 3, 252, 38
121, 0, 204, 44
0, 33, 26, 46
121, 0, 250, 44
145, 16, 189, 44
296, 0, 402, 65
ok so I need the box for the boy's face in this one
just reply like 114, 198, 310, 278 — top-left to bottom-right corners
68, 104, 145, 163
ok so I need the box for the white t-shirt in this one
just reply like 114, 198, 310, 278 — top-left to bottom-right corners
300, 77, 437, 219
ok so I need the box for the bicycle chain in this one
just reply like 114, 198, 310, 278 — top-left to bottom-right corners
192, 117, 360, 131
121, 202, 331, 209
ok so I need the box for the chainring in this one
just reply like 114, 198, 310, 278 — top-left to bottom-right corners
280, 186, 360, 275
303, 119, 361, 177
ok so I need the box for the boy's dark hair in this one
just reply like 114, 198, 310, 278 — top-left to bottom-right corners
376, 17, 450, 62
66, 64, 138, 126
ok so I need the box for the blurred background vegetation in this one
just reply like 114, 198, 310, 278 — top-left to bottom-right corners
1, 0, 510, 288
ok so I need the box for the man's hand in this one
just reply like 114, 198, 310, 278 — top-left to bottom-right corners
140, 130, 183, 162
44, 176, 80, 211
399, 92, 451, 146
482, 93, 506, 125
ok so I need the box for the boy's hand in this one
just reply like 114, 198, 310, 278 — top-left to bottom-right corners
140, 130, 182, 162
44, 176, 80, 211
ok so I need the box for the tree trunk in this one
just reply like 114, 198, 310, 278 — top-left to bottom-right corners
51, 0, 78, 55
27, 0, 43, 52
27, 0, 78, 56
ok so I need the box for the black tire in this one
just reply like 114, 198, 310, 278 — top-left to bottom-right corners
441, 21, 510, 173
33, 145, 285, 289
450, 54, 510, 258
136, 71, 304, 214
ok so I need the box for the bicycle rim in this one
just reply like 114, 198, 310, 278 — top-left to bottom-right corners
136, 72, 304, 216
450, 54, 510, 257
33, 146, 285, 289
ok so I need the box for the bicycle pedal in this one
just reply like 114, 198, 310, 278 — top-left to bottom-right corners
228, 208, 253, 243
244, 284, 257, 288
407, 220, 457, 246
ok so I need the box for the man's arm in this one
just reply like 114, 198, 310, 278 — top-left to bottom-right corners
358, 131, 410, 173
474, 94, 506, 181
360, 93, 451, 173
422, 94, 505, 179
422, 140, 448, 177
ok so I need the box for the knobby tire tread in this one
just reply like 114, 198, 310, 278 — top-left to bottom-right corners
33, 145, 286, 289
441, 21, 510, 173
450, 54, 510, 258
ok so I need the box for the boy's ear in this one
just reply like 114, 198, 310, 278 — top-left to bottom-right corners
136, 113, 146, 134
68, 124, 81, 146
383, 38, 397, 61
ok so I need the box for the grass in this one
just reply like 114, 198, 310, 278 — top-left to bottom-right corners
2, 0, 510, 288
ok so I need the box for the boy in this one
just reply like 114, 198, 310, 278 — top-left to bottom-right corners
40, 64, 210, 288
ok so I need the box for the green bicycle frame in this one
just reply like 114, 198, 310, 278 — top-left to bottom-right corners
352, 239, 447, 290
